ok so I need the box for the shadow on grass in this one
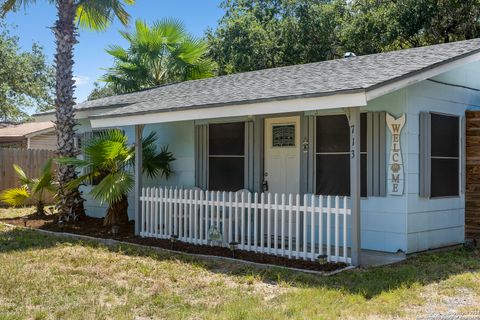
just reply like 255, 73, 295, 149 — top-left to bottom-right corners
1, 223, 479, 300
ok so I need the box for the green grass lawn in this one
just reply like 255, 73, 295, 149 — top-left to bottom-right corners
0, 208, 479, 319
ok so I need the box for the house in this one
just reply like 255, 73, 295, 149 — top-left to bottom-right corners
36, 39, 480, 266
0, 121, 56, 150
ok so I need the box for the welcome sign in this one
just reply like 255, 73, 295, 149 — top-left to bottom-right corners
386, 113, 406, 196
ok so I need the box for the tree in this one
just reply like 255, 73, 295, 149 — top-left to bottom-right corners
338, 0, 480, 55
87, 82, 116, 101
0, 24, 54, 122
59, 129, 175, 226
206, 0, 347, 75
0, 160, 56, 216
103, 18, 217, 93
207, 0, 480, 74
1, 0, 135, 222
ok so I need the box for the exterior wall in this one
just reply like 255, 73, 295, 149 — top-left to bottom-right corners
404, 61, 480, 253
77, 119, 195, 220
310, 90, 408, 253
311, 61, 480, 254
361, 90, 409, 253
28, 131, 56, 150
76, 119, 108, 219
142, 121, 195, 189
0, 140, 26, 148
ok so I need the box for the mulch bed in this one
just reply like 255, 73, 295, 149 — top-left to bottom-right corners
1, 214, 347, 272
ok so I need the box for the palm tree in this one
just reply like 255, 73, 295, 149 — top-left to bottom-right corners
103, 18, 217, 93
0, 160, 56, 216
1, 0, 135, 222
59, 129, 175, 226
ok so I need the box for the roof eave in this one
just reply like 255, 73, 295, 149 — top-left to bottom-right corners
90, 90, 368, 128
366, 49, 480, 101
24, 126, 56, 138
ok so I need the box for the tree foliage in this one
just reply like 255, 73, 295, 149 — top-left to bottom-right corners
0, 24, 54, 122
102, 18, 217, 93
58, 129, 175, 226
87, 82, 116, 100
207, 0, 480, 75
0, 159, 56, 216
206, 0, 347, 74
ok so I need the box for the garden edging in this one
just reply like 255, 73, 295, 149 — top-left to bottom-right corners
1, 222, 355, 276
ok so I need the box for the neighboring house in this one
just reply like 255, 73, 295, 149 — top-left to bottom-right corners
0, 122, 15, 128
0, 122, 56, 150
36, 39, 480, 266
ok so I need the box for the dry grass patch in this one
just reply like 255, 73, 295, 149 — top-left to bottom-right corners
1, 208, 480, 319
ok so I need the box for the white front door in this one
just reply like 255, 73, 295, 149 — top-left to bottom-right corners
264, 116, 301, 194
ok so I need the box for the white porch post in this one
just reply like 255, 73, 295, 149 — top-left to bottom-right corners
134, 124, 144, 236
347, 107, 361, 266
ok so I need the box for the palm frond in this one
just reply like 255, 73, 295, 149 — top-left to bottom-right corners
103, 18, 216, 89
90, 170, 134, 205
105, 44, 129, 61
13, 164, 32, 186
65, 172, 97, 190
76, 0, 134, 31
32, 159, 54, 194
143, 145, 175, 179
0, 0, 45, 17
138, 132, 175, 178
152, 18, 186, 44
0, 187, 30, 206
66, 129, 174, 207
56, 157, 91, 168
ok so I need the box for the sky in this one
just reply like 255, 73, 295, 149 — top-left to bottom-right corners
5, 0, 224, 104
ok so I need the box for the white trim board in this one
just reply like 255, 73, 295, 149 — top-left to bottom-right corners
90, 92, 367, 128
33, 106, 124, 123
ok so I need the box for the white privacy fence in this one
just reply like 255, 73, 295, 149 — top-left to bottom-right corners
140, 187, 351, 264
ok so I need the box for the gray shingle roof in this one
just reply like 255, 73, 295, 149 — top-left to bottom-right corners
82, 38, 480, 118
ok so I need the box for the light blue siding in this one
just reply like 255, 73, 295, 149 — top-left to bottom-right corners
142, 121, 195, 188
403, 60, 480, 253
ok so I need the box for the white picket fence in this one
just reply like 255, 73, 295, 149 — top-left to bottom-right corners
140, 187, 351, 264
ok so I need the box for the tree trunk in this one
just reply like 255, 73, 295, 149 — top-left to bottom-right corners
53, 0, 85, 221
103, 194, 129, 226
35, 201, 45, 216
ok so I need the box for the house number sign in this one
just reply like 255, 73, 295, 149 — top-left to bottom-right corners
386, 113, 406, 196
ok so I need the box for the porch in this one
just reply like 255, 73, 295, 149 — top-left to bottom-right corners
131, 107, 363, 266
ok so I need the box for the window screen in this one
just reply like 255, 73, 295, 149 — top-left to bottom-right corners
208, 122, 245, 191
315, 114, 367, 196
430, 113, 459, 197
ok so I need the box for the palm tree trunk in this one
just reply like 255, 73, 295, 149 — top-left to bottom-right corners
103, 194, 129, 226
53, 0, 85, 221
36, 200, 45, 217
